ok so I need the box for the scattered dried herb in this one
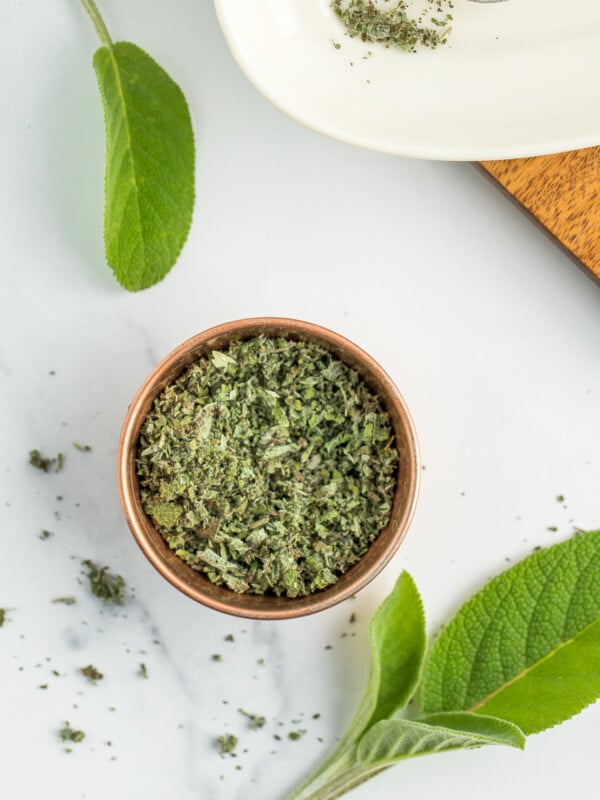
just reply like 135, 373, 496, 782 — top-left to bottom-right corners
59, 722, 85, 743
72, 442, 92, 452
139, 662, 149, 679
238, 708, 266, 730
0, 609, 6, 627
217, 733, 238, 755
137, 336, 398, 598
52, 596, 77, 605
212, 654, 222, 662
29, 449, 64, 473
332, 0, 453, 53
39, 529, 53, 540
82, 560, 126, 604
289, 729, 307, 741
81, 664, 103, 683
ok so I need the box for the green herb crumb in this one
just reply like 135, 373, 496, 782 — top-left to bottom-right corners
217, 733, 238, 755
52, 596, 77, 605
82, 560, 125, 604
81, 664, 103, 683
238, 708, 266, 730
288, 729, 307, 741
72, 442, 92, 452
59, 722, 85, 743
139, 662, 149, 679
29, 449, 64, 473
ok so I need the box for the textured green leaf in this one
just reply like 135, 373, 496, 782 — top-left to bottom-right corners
422, 530, 600, 734
416, 712, 525, 749
357, 713, 524, 764
350, 571, 426, 739
286, 572, 425, 800
93, 41, 194, 290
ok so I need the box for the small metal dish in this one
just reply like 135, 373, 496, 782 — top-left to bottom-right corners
117, 318, 419, 619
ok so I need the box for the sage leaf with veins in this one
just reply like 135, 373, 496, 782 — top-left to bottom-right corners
287, 531, 600, 800
347, 570, 426, 735
291, 714, 524, 800
288, 572, 426, 800
357, 713, 525, 763
422, 529, 600, 733
82, 0, 194, 291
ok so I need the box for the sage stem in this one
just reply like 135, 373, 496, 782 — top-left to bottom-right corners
80, 0, 113, 47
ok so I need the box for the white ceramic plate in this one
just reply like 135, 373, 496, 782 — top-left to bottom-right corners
214, 0, 600, 160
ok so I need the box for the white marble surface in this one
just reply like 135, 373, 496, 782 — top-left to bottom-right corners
1, 2, 599, 799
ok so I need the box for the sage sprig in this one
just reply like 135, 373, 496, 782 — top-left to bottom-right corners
81, 0, 195, 291
288, 530, 600, 800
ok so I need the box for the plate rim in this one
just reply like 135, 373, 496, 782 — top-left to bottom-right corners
214, 0, 600, 161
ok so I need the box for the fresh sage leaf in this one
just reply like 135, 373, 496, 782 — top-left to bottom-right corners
287, 531, 600, 800
349, 570, 426, 738
421, 529, 600, 734
288, 714, 523, 800
93, 42, 195, 290
82, 1, 194, 291
287, 572, 425, 800
357, 713, 525, 764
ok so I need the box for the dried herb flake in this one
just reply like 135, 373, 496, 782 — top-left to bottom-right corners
52, 596, 77, 605
81, 664, 103, 683
217, 733, 238, 755
73, 442, 92, 452
288, 729, 307, 741
29, 449, 64, 473
332, 0, 453, 52
82, 560, 125, 604
59, 722, 85, 743
238, 708, 266, 730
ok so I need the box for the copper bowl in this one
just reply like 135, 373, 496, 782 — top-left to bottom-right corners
118, 318, 419, 619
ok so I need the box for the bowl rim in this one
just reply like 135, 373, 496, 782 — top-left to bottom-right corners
118, 317, 420, 619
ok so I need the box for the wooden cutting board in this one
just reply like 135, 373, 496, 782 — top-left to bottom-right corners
478, 148, 600, 284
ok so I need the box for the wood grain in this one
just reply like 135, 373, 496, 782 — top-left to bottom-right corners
479, 148, 600, 284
